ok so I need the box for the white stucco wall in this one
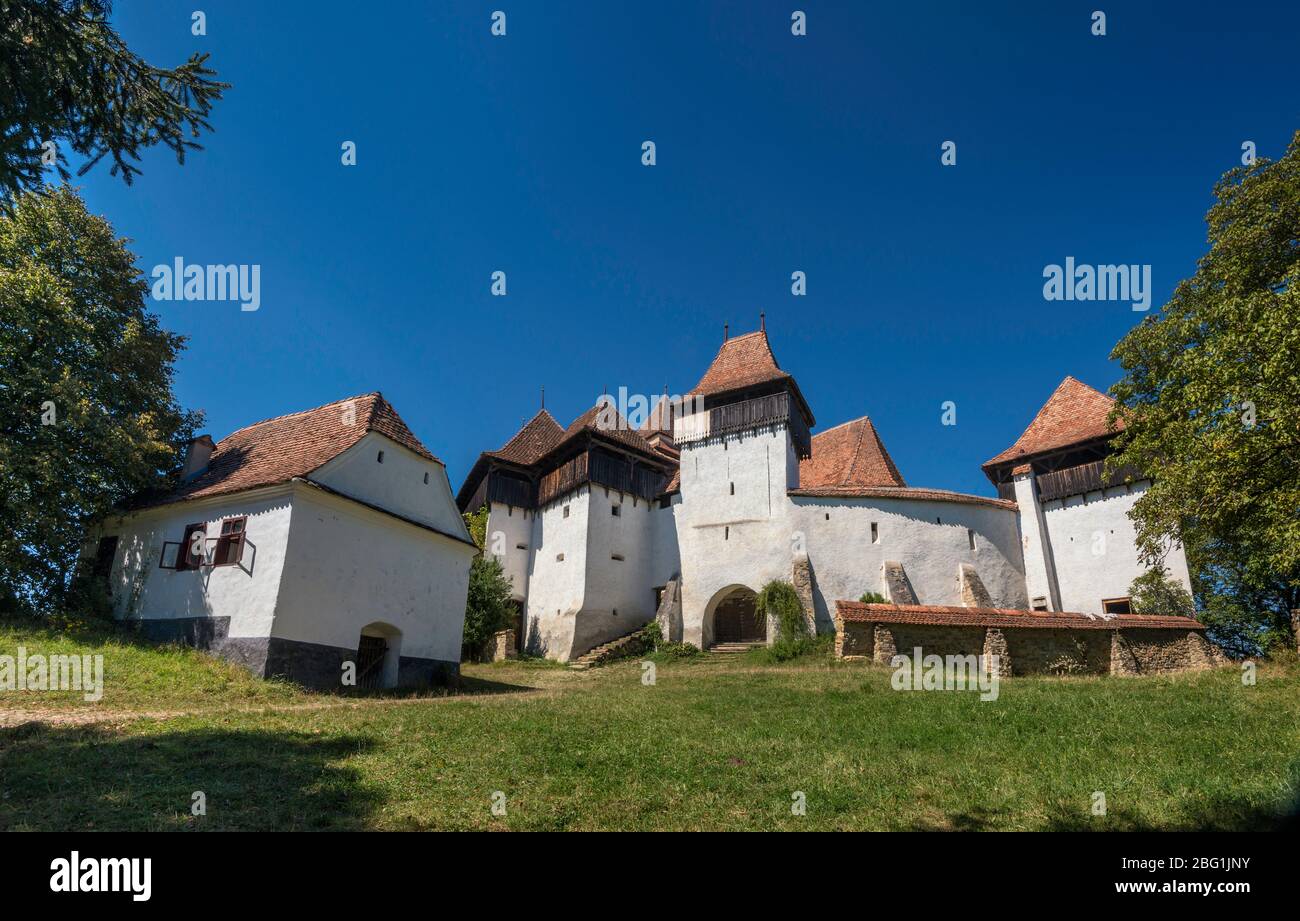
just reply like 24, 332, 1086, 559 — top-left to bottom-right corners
576, 486, 658, 653
312, 433, 470, 539
649, 499, 682, 589
1014, 472, 1061, 610
486, 501, 533, 601
1040, 480, 1192, 614
97, 487, 294, 639
521, 488, 591, 658
271, 484, 474, 664
789, 495, 1028, 624
675, 427, 798, 648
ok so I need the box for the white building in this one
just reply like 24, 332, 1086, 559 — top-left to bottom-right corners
87, 393, 477, 689
458, 324, 1192, 662
980, 375, 1192, 615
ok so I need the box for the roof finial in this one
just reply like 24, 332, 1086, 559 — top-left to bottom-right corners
760, 311, 766, 332
724, 322, 729, 341
540, 385, 545, 410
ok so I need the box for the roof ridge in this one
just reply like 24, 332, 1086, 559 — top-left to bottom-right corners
223, 391, 382, 439
841, 418, 870, 486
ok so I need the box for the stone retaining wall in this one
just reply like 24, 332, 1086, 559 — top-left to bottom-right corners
835, 616, 1223, 677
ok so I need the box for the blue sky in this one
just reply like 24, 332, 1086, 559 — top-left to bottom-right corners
73, 1, 1299, 496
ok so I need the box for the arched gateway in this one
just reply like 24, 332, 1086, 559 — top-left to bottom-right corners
709, 586, 766, 645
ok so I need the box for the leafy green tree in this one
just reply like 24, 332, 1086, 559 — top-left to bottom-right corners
1128, 568, 1196, 618
462, 504, 488, 549
0, 185, 198, 609
462, 556, 515, 659
0, 0, 227, 199
1108, 130, 1300, 649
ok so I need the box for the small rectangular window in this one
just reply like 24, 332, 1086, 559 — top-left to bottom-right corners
611, 553, 625, 561
212, 517, 246, 567
377, 450, 385, 463
563, 505, 570, 518
556, 552, 565, 562
158, 541, 182, 569
424, 472, 430, 484
968, 529, 976, 551
611, 504, 621, 517
516, 543, 527, 550
724, 526, 729, 540
1031, 596, 1049, 611
870, 522, 879, 544
1102, 597, 1132, 615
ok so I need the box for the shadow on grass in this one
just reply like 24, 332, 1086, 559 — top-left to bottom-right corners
0, 721, 382, 831
904, 792, 1300, 832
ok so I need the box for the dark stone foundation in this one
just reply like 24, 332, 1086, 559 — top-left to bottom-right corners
131, 616, 459, 690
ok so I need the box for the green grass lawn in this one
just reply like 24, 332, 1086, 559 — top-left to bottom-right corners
2, 617, 1298, 830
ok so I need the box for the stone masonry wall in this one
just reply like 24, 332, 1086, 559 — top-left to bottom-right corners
1002, 628, 1110, 675
888, 625, 988, 661
835, 617, 874, 659
835, 618, 1222, 677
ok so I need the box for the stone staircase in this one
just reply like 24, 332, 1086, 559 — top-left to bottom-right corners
568, 628, 652, 670
708, 642, 764, 656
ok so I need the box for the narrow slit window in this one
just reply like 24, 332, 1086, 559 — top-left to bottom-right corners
968, 529, 976, 551
611, 553, 625, 562
377, 450, 385, 463
871, 522, 879, 544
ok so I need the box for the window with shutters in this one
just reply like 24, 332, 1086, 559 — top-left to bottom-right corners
177, 523, 206, 570
212, 517, 247, 566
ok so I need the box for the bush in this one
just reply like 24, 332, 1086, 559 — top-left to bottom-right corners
859, 591, 888, 604
755, 579, 806, 640
654, 642, 702, 660
1128, 568, 1196, 618
749, 633, 832, 664
639, 619, 663, 647
462, 555, 515, 659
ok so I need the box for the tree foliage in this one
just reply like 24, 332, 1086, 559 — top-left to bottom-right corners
462, 504, 488, 549
462, 555, 515, 658
1108, 130, 1300, 647
0, 185, 198, 609
1128, 568, 1195, 619
0, 0, 227, 199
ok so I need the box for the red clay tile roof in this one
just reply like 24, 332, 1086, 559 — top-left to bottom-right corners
984, 376, 1122, 469
800, 416, 906, 489
835, 601, 1205, 632
693, 330, 790, 395
488, 409, 565, 465
790, 485, 1015, 511
691, 329, 815, 424
134, 393, 436, 509
661, 469, 681, 496
554, 400, 662, 459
